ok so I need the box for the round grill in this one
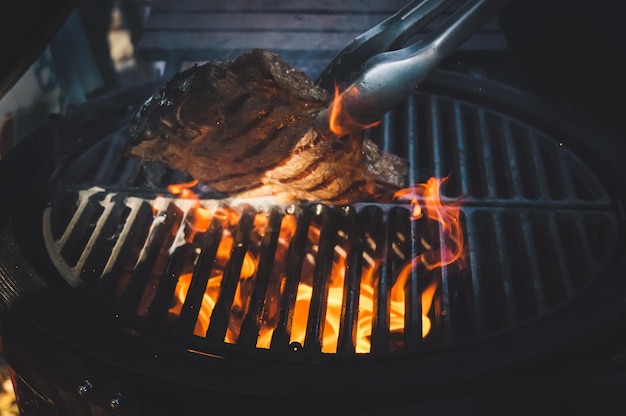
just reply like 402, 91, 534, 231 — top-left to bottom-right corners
41, 70, 622, 361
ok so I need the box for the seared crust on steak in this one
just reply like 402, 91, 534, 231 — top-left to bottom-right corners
128, 49, 408, 204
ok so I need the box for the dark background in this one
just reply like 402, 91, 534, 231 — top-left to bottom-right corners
1, 0, 624, 138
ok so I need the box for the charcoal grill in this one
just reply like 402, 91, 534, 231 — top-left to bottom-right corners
2, 0, 626, 413
2, 67, 626, 414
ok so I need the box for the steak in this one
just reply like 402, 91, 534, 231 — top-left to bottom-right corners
127, 49, 408, 204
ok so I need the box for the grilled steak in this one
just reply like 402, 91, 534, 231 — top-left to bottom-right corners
128, 49, 408, 204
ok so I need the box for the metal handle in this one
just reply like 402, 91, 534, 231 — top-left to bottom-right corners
316, 0, 457, 91
314, 0, 510, 139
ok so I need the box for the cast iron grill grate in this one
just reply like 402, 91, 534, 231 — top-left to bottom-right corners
42, 87, 620, 356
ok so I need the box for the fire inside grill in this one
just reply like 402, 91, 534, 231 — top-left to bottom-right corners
44, 172, 463, 354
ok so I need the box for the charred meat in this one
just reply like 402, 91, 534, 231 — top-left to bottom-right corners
128, 49, 408, 204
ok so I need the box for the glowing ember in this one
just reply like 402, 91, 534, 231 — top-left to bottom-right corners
155, 175, 464, 353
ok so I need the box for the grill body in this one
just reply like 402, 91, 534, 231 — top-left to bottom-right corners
1, 70, 626, 414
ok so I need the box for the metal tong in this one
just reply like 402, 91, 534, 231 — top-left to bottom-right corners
313, 0, 510, 139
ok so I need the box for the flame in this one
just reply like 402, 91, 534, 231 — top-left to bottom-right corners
393, 176, 464, 270
153, 176, 464, 352
167, 179, 199, 196
328, 84, 380, 137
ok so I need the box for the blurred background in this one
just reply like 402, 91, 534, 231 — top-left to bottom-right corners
0, 1, 151, 412
1, 0, 624, 162
0, 0, 156, 160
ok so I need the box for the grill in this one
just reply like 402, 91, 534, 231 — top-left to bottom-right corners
2, 68, 626, 413
2, 0, 626, 414
42, 71, 620, 356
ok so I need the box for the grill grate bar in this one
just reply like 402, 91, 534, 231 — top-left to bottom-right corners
493, 212, 518, 326
547, 213, 575, 298
519, 211, 548, 314
453, 101, 470, 196
271, 207, 311, 350
526, 130, 550, 200
479, 209, 516, 331
80, 197, 130, 285
55, 189, 100, 255
336, 207, 361, 354
387, 207, 419, 347
462, 209, 486, 336
59, 195, 104, 270
370, 206, 391, 354
403, 218, 423, 348
477, 108, 497, 199
381, 109, 395, 154
580, 215, 607, 282
574, 217, 599, 277
304, 205, 338, 352
147, 244, 193, 323
238, 208, 283, 347
430, 96, 445, 179
553, 140, 577, 200
119, 203, 183, 314
556, 214, 594, 289
176, 218, 223, 335
98, 199, 154, 296
205, 207, 256, 343
398, 94, 426, 347
501, 119, 523, 199
437, 228, 454, 342
404, 95, 419, 187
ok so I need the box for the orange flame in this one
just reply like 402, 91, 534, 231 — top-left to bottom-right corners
328, 84, 380, 137
394, 176, 464, 270
154, 176, 464, 352
167, 179, 199, 196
